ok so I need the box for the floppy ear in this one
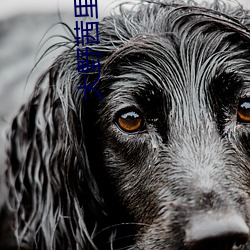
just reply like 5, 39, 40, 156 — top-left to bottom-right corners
2, 59, 105, 249
0, 9, 134, 248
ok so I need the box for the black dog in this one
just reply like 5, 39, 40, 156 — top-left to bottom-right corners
2, 0, 250, 249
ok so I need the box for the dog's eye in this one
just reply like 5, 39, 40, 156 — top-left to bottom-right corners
237, 99, 250, 123
116, 110, 144, 133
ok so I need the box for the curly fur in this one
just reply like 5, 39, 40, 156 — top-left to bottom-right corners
2, 0, 250, 249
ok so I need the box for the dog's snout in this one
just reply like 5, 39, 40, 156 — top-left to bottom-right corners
185, 213, 249, 250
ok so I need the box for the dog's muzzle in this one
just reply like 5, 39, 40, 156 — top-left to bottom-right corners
185, 213, 249, 250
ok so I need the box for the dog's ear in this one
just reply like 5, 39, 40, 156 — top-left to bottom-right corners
0, 11, 129, 248
2, 61, 104, 249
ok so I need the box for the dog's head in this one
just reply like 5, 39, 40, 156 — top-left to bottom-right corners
86, 1, 250, 249
3, 1, 250, 250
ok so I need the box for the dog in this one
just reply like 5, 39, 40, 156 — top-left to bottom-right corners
1, 0, 250, 249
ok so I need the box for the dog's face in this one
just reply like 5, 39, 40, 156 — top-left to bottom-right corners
4, 1, 250, 250
86, 3, 250, 249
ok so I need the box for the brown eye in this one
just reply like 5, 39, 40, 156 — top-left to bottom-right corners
116, 110, 145, 133
237, 99, 250, 123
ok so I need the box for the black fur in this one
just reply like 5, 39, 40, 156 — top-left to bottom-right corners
2, 0, 250, 249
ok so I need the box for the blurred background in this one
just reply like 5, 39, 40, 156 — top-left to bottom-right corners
0, 0, 250, 175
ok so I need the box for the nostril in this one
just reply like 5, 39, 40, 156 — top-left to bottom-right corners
185, 213, 249, 250
186, 233, 248, 250
235, 236, 248, 248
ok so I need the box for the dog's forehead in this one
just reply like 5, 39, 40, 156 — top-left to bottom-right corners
96, 2, 250, 127
106, 36, 249, 99
101, 6, 250, 101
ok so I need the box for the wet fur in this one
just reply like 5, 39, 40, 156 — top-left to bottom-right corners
2, 0, 250, 249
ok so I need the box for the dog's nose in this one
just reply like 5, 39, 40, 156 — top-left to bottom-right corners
185, 213, 249, 250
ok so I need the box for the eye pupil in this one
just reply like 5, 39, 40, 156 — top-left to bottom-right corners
121, 111, 139, 119
240, 102, 250, 110
237, 99, 250, 123
116, 110, 144, 133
